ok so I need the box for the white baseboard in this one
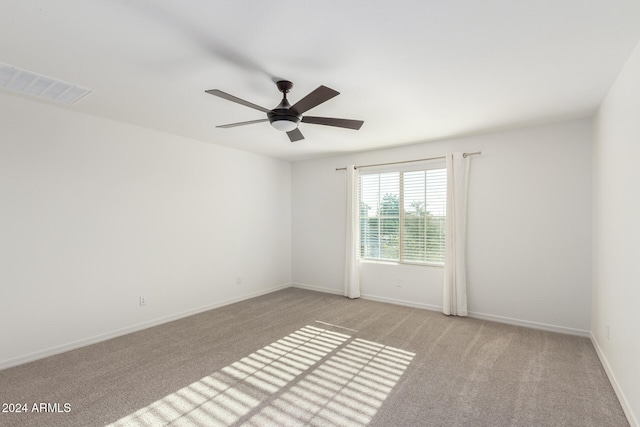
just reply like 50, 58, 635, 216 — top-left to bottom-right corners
291, 283, 590, 337
291, 282, 343, 296
590, 333, 638, 427
360, 293, 443, 312
291, 283, 442, 311
0, 283, 292, 371
467, 311, 591, 337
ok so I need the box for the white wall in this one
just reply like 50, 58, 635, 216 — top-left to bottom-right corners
0, 94, 291, 368
292, 120, 592, 334
592, 41, 640, 426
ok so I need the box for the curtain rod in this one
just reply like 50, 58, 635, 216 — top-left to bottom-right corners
335, 151, 481, 171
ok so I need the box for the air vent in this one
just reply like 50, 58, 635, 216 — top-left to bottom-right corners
0, 62, 92, 105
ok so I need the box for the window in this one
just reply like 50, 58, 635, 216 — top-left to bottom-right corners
359, 166, 447, 265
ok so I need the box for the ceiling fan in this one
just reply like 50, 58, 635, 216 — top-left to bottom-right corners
205, 80, 364, 142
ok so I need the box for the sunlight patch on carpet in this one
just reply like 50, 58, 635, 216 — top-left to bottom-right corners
108, 326, 414, 426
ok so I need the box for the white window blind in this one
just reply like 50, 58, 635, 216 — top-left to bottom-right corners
359, 167, 447, 265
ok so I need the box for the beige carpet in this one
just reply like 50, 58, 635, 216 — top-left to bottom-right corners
0, 288, 628, 426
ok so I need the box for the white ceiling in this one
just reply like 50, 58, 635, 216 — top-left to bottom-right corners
2, 1, 639, 161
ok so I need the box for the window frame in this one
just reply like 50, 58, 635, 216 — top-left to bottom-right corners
358, 161, 447, 268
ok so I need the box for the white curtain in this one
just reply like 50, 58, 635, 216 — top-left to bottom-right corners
344, 165, 360, 299
443, 153, 470, 316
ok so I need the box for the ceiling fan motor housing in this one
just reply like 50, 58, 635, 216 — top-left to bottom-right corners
269, 81, 300, 131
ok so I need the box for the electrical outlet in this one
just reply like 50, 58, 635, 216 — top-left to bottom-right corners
236, 277, 242, 285
139, 296, 146, 306
605, 325, 610, 340
396, 279, 403, 288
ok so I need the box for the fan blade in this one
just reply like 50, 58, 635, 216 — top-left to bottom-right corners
216, 119, 269, 128
302, 116, 364, 130
205, 89, 271, 113
287, 128, 305, 142
290, 86, 340, 115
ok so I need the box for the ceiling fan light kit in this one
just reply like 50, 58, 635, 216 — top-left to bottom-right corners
269, 116, 299, 132
205, 79, 363, 142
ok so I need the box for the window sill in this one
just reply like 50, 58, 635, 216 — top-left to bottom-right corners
358, 259, 444, 269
